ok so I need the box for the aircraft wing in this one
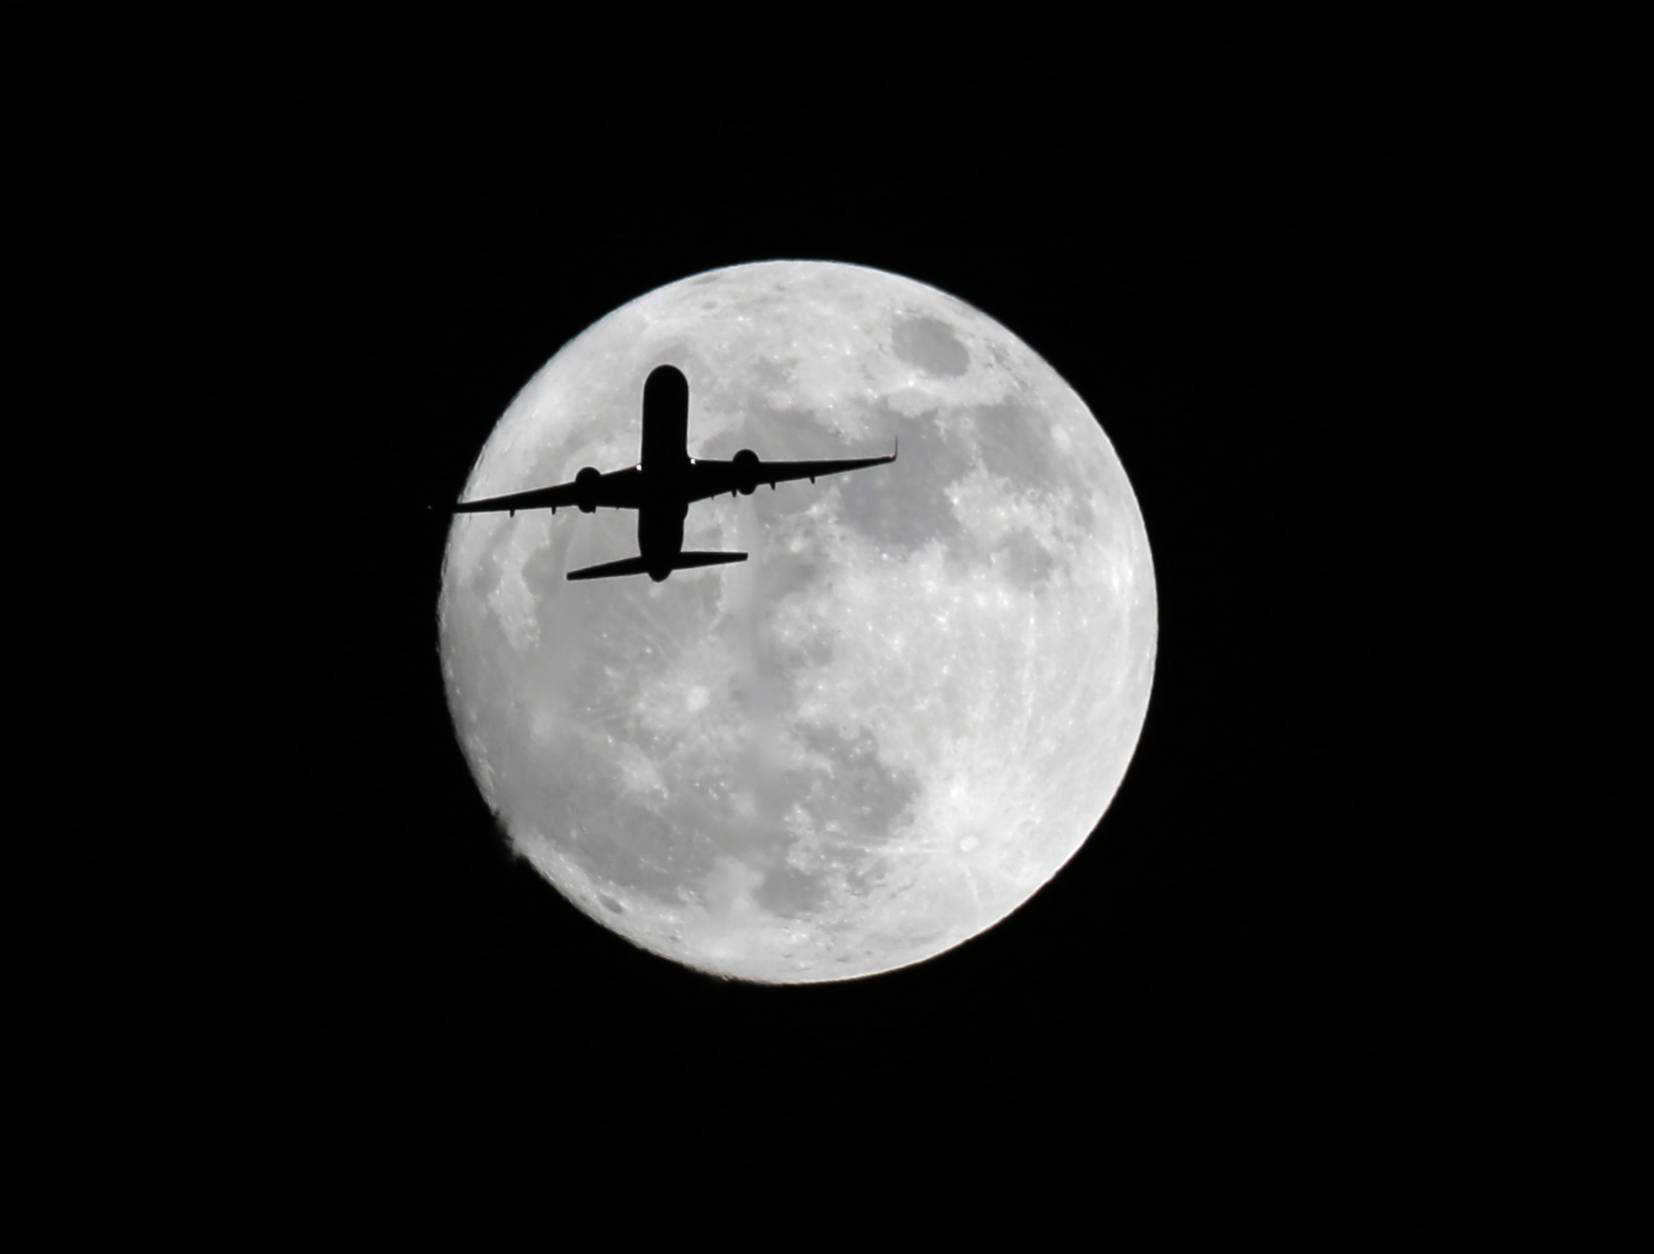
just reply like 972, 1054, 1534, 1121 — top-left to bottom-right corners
446, 465, 645, 515
686, 442, 897, 504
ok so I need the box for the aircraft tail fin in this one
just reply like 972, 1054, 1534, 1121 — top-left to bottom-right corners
566, 551, 747, 581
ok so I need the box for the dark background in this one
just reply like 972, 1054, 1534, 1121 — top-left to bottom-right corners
283, 160, 1351, 1124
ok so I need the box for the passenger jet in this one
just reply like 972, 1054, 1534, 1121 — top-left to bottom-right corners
446, 365, 897, 581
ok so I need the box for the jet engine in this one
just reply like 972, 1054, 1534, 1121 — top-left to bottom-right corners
576, 465, 602, 513
733, 448, 760, 495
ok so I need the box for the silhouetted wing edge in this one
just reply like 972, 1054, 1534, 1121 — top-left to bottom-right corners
446, 482, 579, 514
687, 442, 897, 503
445, 467, 644, 514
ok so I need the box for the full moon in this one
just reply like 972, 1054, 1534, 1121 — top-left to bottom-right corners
439, 261, 1156, 982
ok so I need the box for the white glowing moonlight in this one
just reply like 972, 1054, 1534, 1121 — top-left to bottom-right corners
439, 261, 1155, 983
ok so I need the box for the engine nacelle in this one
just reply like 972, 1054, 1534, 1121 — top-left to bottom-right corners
733, 448, 759, 495
576, 465, 601, 513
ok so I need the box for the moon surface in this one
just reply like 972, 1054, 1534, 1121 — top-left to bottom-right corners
439, 261, 1155, 983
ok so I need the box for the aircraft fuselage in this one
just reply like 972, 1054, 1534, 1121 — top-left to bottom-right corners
635, 495, 690, 581
635, 365, 694, 581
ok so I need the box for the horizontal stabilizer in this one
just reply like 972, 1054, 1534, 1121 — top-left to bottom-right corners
671, 551, 748, 571
567, 555, 652, 581
566, 551, 747, 581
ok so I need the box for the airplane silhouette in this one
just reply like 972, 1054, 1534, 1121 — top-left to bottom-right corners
446, 365, 897, 581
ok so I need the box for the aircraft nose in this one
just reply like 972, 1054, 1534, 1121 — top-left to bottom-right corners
645, 364, 688, 399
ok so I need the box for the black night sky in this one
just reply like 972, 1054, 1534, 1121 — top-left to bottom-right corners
275, 153, 1353, 1128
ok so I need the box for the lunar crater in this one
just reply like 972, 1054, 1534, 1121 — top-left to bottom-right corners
892, 314, 971, 377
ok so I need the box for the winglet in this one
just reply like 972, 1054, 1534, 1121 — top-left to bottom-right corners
892, 437, 898, 462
